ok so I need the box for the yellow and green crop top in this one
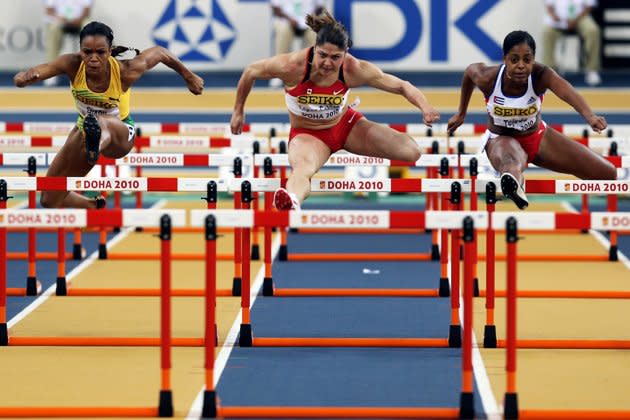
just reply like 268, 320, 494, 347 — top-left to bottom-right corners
71, 56, 131, 128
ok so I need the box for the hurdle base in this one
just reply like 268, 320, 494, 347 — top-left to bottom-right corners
504, 392, 519, 419
483, 325, 497, 348
251, 244, 260, 261
263, 277, 274, 296
438, 278, 450, 297
56, 277, 67, 296
609, 245, 618, 261
431, 244, 440, 261
26, 277, 38, 296
158, 390, 173, 417
239, 324, 253, 347
0, 323, 7, 346
459, 392, 475, 419
278, 245, 288, 261
135, 227, 144, 232
448, 325, 461, 348
98, 244, 107, 259
232, 277, 242, 297
201, 390, 218, 418
72, 243, 83, 260
473, 278, 480, 297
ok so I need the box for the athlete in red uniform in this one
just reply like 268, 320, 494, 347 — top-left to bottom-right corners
447, 30, 615, 209
231, 9, 440, 210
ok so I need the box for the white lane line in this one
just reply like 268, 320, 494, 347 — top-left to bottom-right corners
445, 229, 500, 419
185, 232, 282, 419
8, 199, 166, 328
455, 274, 500, 419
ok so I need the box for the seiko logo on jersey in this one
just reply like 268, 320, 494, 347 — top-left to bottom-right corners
493, 105, 538, 117
73, 93, 118, 109
297, 95, 344, 106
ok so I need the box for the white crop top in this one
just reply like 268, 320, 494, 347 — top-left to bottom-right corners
486, 65, 543, 132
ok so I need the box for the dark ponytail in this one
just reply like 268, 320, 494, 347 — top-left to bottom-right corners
305, 9, 352, 50
79, 21, 139, 57
111, 46, 141, 58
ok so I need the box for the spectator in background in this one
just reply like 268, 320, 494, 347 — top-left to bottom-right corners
542, 0, 602, 86
269, 0, 325, 88
43, 0, 93, 86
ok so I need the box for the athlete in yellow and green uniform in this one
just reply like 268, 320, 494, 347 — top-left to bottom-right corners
14, 21, 204, 209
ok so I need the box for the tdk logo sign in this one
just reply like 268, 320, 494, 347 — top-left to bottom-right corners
333, 0, 503, 62
152, 0, 237, 62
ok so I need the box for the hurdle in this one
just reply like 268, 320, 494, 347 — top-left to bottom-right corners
192, 208, 490, 350
0, 171, 262, 297
499, 216, 630, 420
4, 170, 628, 296
2, 119, 629, 137
255, 151, 628, 256
0, 209, 188, 418
0, 208, 210, 350
195, 210, 483, 419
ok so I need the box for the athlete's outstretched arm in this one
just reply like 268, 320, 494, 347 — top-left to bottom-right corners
540, 66, 606, 133
122, 46, 204, 94
347, 58, 439, 126
13, 54, 77, 87
231, 55, 291, 134
447, 63, 485, 134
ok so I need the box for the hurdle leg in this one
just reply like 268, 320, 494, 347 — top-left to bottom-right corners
261, 157, 276, 296
504, 217, 519, 420
134, 144, 144, 233
239, 182, 253, 347
581, 193, 589, 234
448, 183, 462, 348
202, 215, 218, 417
608, 194, 618, 261
26, 171, 38, 295
251, 152, 261, 260
469, 168, 480, 297
484, 183, 498, 348
460, 217, 475, 419
159, 215, 174, 417
232, 161, 243, 295
0, 181, 7, 345
72, 228, 83, 260
278, 151, 289, 260
55, 228, 67, 295
439, 187, 450, 296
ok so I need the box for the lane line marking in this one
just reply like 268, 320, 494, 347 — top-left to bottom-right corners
186, 232, 282, 419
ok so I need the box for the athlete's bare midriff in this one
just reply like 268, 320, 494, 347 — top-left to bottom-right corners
488, 114, 542, 138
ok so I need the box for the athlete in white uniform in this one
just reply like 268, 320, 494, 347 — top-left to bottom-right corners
448, 30, 615, 209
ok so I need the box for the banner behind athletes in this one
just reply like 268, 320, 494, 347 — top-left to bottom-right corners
0, 0, 545, 71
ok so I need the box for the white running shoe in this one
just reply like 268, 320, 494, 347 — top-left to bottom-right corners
43, 76, 58, 86
500, 173, 529, 210
585, 71, 602, 86
273, 188, 300, 210
269, 78, 283, 88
